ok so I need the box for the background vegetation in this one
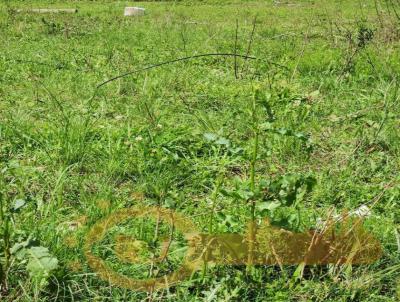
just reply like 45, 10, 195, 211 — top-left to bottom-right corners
1, 0, 400, 301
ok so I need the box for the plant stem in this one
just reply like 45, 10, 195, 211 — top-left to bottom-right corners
250, 92, 259, 221
234, 19, 239, 79
248, 89, 260, 270
0, 179, 9, 295
0, 189, 4, 292
209, 173, 223, 234
203, 172, 223, 282
240, 16, 257, 77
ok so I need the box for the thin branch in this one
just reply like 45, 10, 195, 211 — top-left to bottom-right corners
240, 16, 258, 77
234, 19, 239, 79
96, 53, 257, 89
34, 78, 70, 127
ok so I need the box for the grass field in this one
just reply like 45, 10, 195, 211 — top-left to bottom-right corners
1, 0, 400, 301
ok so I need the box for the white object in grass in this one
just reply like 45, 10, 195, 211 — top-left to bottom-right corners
124, 7, 145, 17
351, 205, 371, 218
17, 8, 78, 13
316, 205, 372, 230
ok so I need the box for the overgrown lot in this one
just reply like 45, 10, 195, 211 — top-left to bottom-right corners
1, 1, 400, 301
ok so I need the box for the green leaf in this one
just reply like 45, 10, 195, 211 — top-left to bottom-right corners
238, 190, 254, 201
276, 128, 289, 135
27, 247, 58, 280
215, 137, 230, 146
308, 90, 320, 99
204, 133, 217, 142
257, 201, 281, 212
260, 122, 273, 131
220, 188, 253, 201
13, 198, 26, 211
11, 238, 32, 260
261, 173, 316, 206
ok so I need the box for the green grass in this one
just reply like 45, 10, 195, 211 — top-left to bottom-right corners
1, 0, 400, 301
